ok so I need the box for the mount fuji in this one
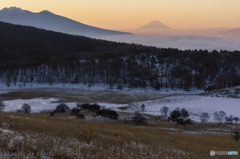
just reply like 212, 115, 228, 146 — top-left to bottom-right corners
138, 20, 171, 29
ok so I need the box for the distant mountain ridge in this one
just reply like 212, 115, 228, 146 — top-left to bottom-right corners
217, 28, 240, 39
138, 20, 171, 29
0, 7, 131, 37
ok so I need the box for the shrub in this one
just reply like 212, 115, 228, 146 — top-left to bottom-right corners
232, 127, 240, 142
96, 109, 119, 120
181, 108, 189, 119
70, 107, 80, 115
160, 106, 169, 119
0, 101, 5, 111
55, 103, 70, 113
131, 111, 147, 126
76, 114, 85, 119
77, 103, 100, 112
49, 111, 56, 116
21, 104, 31, 113
170, 109, 181, 122
184, 119, 193, 125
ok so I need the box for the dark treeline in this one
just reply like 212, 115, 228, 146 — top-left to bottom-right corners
1, 22, 240, 90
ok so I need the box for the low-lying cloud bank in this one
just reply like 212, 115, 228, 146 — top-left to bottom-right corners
97, 35, 240, 51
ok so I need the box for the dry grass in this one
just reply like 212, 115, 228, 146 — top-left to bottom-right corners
0, 88, 178, 104
0, 111, 239, 159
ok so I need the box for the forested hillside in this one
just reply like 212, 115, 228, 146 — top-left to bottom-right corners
1, 22, 240, 90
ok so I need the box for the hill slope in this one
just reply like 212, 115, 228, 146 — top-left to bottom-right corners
0, 7, 131, 37
0, 21, 240, 91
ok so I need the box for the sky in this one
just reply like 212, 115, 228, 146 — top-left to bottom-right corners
1, 0, 240, 30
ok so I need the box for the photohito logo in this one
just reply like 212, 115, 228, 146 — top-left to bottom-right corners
210, 150, 238, 156
210, 150, 215, 156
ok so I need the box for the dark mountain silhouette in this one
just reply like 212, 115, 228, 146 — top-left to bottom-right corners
0, 7, 131, 37
138, 20, 171, 29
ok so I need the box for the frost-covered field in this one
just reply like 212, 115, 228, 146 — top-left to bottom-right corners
1, 83, 239, 122
2, 91, 240, 123
126, 95, 240, 122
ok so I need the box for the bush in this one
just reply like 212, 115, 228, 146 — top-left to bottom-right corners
76, 114, 85, 119
55, 103, 70, 113
181, 108, 189, 119
232, 127, 240, 142
70, 107, 80, 115
21, 104, 31, 113
96, 109, 119, 120
170, 108, 190, 122
49, 110, 56, 116
77, 103, 100, 112
170, 109, 181, 122
131, 111, 147, 126
0, 100, 5, 111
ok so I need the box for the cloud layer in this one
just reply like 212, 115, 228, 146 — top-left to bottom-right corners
98, 35, 240, 51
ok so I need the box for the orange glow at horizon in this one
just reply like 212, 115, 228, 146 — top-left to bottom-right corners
1, 0, 240, 31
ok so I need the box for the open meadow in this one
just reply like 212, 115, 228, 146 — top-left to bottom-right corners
0, 86, 240, 158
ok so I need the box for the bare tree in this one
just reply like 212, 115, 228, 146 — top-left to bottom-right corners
233, 117, 239, 124
0, 100, 5, 111
160, 106, 169, 119
219, 111, 226, 128
131, 111, 147, 126
141, 104, 145, 112
214, 111, 226, 128
213, 112, 220, 126
225, 115, 233, 125
200, 112, 210, 129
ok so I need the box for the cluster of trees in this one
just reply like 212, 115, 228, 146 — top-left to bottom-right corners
50, 103, 119, 120
160, 106, 240, 129
1, 22, 240, 90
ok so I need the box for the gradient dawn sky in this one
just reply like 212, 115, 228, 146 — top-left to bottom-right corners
1, 0, 240, 30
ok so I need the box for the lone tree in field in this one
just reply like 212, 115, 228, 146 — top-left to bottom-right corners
160, 106, 169, 119
219, 111, 226, 128
141, 104, 145, 112
132, 111, 147, 126
213, 111, 226, 128
200, 112, 210, 129
21, 104, 31, 113
0, 100, 5, 111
